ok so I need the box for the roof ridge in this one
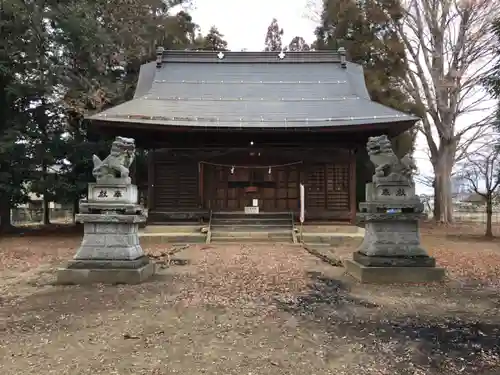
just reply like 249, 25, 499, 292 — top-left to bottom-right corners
156, 48, 347, 66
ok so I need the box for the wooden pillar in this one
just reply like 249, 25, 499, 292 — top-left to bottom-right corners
349, 149, 357, 224
147, 150, 155, 211
198, 162, 204, 209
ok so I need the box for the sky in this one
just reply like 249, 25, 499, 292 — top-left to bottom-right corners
188, 0, 317, 51
186, 0, 495, 196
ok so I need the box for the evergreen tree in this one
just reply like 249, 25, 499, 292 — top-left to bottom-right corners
314, 0, 417, 157
199, 26, 228, 51
0, 0, 204, 232
0, 0, 44, 232
264, 18, 284, 52
288, 36, 310, 51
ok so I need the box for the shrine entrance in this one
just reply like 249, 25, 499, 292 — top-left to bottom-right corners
203, 163, 301, 212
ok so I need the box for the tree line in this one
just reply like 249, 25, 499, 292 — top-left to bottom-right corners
1, 0, 500, 234
306, 0, 500, 228
0, 0, 230, 233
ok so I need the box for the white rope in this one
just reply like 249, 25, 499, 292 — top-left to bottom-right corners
199, 160, 303, 169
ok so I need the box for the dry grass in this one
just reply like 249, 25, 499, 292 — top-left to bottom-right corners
0, 224, 499, 375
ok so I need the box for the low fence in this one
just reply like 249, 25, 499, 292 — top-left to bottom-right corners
11, 208, 75, 226
452, 210, 500, 224
10, 207, 500, 226
425, 209, 500, 224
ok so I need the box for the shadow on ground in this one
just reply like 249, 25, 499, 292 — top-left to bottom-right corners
0, 273, 183, 335
275, 272, 500, 374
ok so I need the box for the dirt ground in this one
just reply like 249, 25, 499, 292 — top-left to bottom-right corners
0, 223, 499, 375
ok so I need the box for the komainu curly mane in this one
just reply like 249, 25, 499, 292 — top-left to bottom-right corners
366, 135, 415, 184
92, 136, 135, 181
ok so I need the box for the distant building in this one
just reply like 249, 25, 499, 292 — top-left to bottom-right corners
451, 175, 469, 202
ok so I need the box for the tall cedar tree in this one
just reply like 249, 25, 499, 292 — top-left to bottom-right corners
314, 0, 416, 157
264, 18, 284, 52
0, 0, 44, 232
56, 0, 200, 215
0, 0, 200, 231
197, 26, 228, 51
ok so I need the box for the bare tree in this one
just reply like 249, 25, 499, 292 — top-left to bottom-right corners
393, 0, 499, 223
460, 142, 500, 238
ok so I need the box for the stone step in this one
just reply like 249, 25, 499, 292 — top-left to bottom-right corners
211, 230, 292, 238
211, 224, 291, 231
144, 225, 203, 233
211, 212, 291, 220
299, 225, 361, 233
298, 233, 364, 244
210, 236, 293, 243
139, 233, 206, 244
211, 218, 291, 224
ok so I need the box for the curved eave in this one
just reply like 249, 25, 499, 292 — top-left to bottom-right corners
87, 116, 418, 135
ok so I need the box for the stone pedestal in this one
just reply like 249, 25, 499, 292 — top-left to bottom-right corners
56, 183, 154, 285
346, 180, 445, 284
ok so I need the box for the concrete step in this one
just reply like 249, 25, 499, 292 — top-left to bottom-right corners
144, 225, 203, 233
211, 230, 292, 237
210, 236, 293, 243
298, 225, 362, 234
211, 212, 291, 220
211, 224, 291, 231
139, 232, 207, 244
211, 218, 291, 224
298, 232, 364, 244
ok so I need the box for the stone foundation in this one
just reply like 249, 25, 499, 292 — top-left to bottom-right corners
55, 193, 154, 285
345, 175, 445, 284
353, 252, 436, 267
57, 262, 155, 285
345, 259, 445, 284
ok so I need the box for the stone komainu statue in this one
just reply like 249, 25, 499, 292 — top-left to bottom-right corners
92, 136, 136, 182
366, 135, 416, 185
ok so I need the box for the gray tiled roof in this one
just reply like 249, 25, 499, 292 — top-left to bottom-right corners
87, 50, 419, 129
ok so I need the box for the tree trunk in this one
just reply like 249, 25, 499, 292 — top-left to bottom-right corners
432, 142, 456, 223
42, 196, 50, 225
73, 198, 81, 226
485, 196, 493, 238
432, 177, 441, 220
0, 196, 13, 234
41, 160, 50, 225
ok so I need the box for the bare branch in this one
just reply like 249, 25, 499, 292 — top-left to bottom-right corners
459, 141, 500, 199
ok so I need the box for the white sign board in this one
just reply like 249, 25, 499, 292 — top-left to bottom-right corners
300, 183, 305, 223
245, 206, 259, 214
252, 199, 259, 207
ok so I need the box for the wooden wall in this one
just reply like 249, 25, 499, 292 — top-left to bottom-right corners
148, 147, 357, 222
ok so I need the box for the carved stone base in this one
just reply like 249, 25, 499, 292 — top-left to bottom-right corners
73, 218, 145, 261
353, 252, 436, 267
356, 215, 428, 257
345, 259, 445, 284
79, 202, 146, 215
56, 262, 155, 285
66, 256, 150, 269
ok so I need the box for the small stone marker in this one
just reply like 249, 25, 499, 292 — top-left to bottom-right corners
57, 136, 155, 285
344, 135, 445, 284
